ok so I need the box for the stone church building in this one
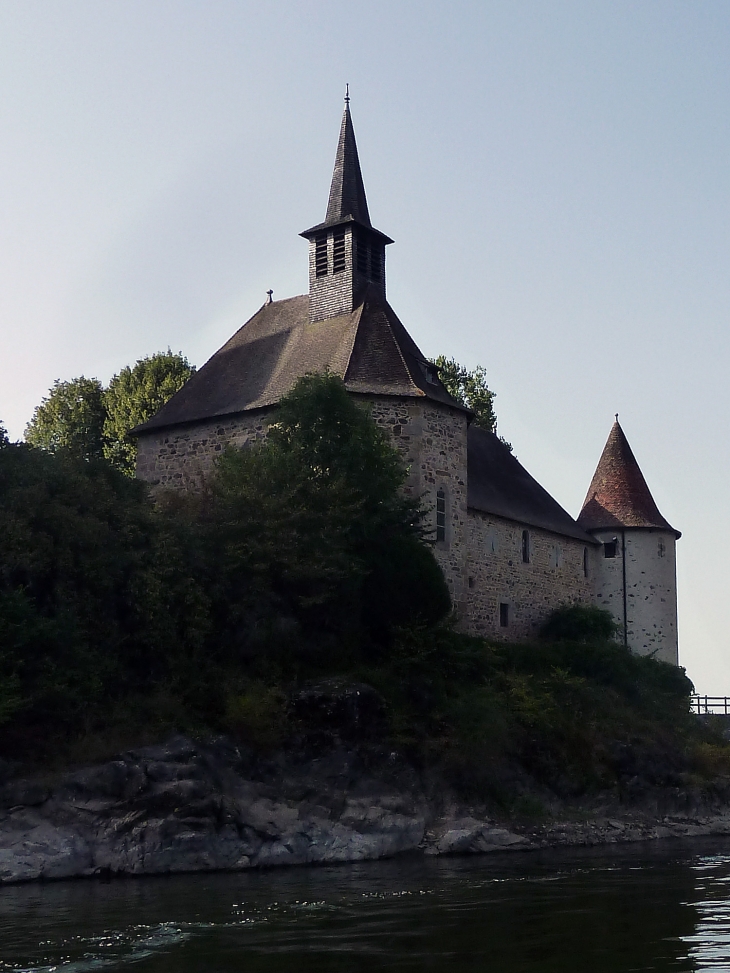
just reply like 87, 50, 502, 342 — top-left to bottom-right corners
135, 101, 681, 666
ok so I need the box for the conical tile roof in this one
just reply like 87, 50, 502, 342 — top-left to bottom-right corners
577, 420, 680, 537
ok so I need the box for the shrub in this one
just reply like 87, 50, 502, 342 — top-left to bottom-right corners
540, 604, 618, 643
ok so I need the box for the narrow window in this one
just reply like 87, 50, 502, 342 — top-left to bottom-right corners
356, 235, 369, 275
436, 488, 446, 542
499, 602, 509, 628
332, 231, 346, 273
583, 547, 589, 578
468, 576, 475, 589
370, 245, 383, 283
604, 539, 618, 559
521, 530, 530, 564
315, 234, 328, 277
658, 539, 666, 558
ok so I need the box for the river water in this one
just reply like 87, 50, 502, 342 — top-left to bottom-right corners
3, 840, 730, 971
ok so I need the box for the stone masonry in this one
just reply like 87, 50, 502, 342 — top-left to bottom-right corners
467, 511, 595, 639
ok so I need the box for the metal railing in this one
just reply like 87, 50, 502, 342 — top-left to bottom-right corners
690, 695, 730, 716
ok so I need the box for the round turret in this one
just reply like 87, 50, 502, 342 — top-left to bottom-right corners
577, 420, 680, 666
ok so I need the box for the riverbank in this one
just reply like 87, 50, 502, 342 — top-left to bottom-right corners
3, 732, 730, 885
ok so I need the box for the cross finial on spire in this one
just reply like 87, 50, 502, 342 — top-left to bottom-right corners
345, 83, 350, 106
615, 413, 619, 422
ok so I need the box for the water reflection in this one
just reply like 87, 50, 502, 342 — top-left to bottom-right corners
684, 854, 730, 970
3, 840, 730, 972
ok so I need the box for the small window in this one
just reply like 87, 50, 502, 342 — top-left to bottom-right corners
583, 547, 589, 578
499, 602, 509, 628
370, 245, 383, 283
332, 232, 346, 273
604, 539, 618, 559
468, 576, 475, 589
436, 488, 446, 542
315, 234, 328, 277
521, 530, 530, 564
356, 235, 369, 275
658, 539, 666, 558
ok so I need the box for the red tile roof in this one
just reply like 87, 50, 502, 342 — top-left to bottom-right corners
577, 420, 680, 537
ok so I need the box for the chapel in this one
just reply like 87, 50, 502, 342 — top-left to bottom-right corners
134, 99, 680, 665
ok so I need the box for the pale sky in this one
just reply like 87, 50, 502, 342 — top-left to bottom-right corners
1, 0, 728, 693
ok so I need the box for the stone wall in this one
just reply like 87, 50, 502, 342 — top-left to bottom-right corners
135, 411, 272, 488
590, 528, 678, 665
136, 397, 604, 642
365, 396, 469, 615
465, 510, 596, 640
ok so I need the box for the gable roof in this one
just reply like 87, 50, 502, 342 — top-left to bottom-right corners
576, 420, 680, 537
134, 290, 464, 434
467, 425, 596, 543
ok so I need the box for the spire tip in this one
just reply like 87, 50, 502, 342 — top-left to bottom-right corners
344, 83, 350, 107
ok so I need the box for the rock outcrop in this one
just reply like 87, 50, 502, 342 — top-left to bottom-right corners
3, 732, 730, 885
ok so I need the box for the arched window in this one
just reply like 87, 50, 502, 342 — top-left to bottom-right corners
521, 530, 530, 564
436, 488, 446, 542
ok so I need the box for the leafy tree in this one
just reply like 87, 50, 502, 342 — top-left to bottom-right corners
0, 442, 207, 738
104, 351, 195, 475
24, 377, 106, 460
431, 357, 497, 431
432, 356, 511, 450
0, 422, 8, 448
181, 373, 451, 663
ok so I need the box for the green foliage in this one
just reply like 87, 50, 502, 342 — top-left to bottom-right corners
0, 422, 8, 448
432, 356, 512, 450
224, 682, 288, 751
432, 356, 496, 431
540, 604, 618, 643
24, 352, 193, 475
177, 373, 450, 668
364, 623, 696, 803
24, 377, 106, 461
0, 441, 208, 742
104, 351, 194, 475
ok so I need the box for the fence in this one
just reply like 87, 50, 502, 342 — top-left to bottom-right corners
690, 695, 730, 716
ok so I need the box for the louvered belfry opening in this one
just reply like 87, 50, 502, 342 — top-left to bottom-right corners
301, 99, 393, 322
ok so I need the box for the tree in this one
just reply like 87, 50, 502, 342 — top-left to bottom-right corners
432, 356, 512, 450
0, 423, 8, 448
0, 440, 210, 742
182, 373, 451, 662
104, 351, 194, 475
431, 356, 496, 431
24, 377, 106, 460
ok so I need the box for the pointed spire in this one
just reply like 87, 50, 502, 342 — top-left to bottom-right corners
323, 96, 372, 229
577, 419, 680, 536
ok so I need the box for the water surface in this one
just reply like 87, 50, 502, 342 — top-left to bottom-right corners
3, 840, 730, 971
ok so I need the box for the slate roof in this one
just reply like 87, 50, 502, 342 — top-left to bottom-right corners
467, 425, 596, 543
576, 420, 680, 537
134, 290, 464, 434
301, 103, 393, 244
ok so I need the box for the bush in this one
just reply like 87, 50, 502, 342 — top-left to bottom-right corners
540, 604, 618, 643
